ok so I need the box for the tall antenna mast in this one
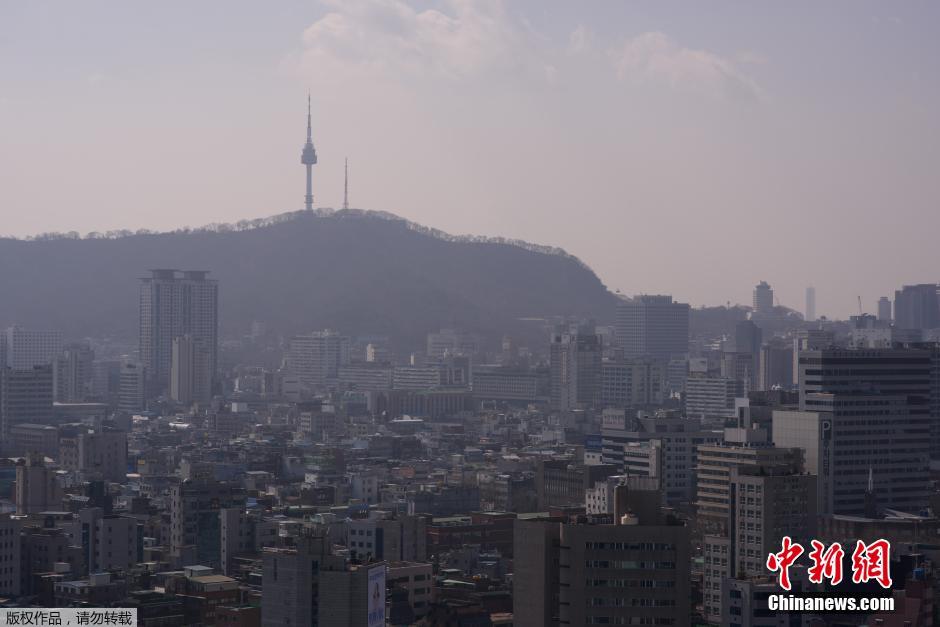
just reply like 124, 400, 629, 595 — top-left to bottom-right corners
343, 158, 349, 210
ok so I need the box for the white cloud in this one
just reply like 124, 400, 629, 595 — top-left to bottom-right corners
609, 31, 762, 100
300, 0, 552, 81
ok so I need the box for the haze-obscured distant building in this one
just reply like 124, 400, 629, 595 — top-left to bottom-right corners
2, 326, 63, 369
615, 295, 689, 359
894, 283, 940, 331
289, 330, 350, 389
139, 269, 219, 395
549, 322, 602, 411
0, 365, 54, 446
752, 281, 773, 315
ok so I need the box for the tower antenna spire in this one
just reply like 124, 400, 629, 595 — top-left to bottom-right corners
301, 92, 318, 210
343, 158, 349, 210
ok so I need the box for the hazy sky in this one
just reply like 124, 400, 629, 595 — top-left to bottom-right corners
2, 1, 939, 318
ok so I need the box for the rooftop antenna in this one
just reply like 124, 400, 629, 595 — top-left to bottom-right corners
343, 158, 349, 211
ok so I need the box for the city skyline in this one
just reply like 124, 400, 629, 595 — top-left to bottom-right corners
3, 1, 940, 317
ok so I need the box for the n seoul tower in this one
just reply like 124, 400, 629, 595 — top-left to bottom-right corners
301, 93, 318, 210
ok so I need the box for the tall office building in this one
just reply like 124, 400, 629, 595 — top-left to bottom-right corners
139, 269, 219, 395
878, 295, 892, 322
53, 342, 95, 403
515, 486, 690, 627
601, 411, 718, 507
697, 407, 814, 623
615, 295, 690, 359
894, 283, 940, 331
599, 358, 664, 409
734, 320, 762, 361
0, 365, 54, 445
758, 339, 793, 391
261, 533, 371, 627
58, 427, 128, 483
289, 330, 351, 389
805, 286, 816, 321
0, 515, 22, 597
774, 348, 931, 516
170, 479, 247, 568
15, 453, 61, 514
2, 326, 63, 368
170, 335, 212, 406
752, 281, 774, 315
684, 375, 744, 421
117, 363, 147, 414
549, 322, 602, 411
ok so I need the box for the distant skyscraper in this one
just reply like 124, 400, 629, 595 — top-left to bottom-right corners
0, 365, 53, 446
301, 94, 318, 210
878, 296, 892, 322
170, 335, 212, 406
894, 283, 939, 331
139, 269, 219, 394
752, 281, 774, 315
734, 320, 762, 363
615, 295, 690, 359
53, 342, 94, 403
117, 363, 147, 414
805, 286, 816, 321
775, 348, 932, 516
2, 326, 63, 369
549, 322, 602, 411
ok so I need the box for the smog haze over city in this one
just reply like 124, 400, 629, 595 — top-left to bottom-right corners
1, 2, 940, 627
3, 1, 940, 315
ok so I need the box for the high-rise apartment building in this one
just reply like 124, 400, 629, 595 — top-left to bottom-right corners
139, 269, 219, 394
805, 286, 816, 322
289, 330, 351, 389
615, 295, 689, 359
